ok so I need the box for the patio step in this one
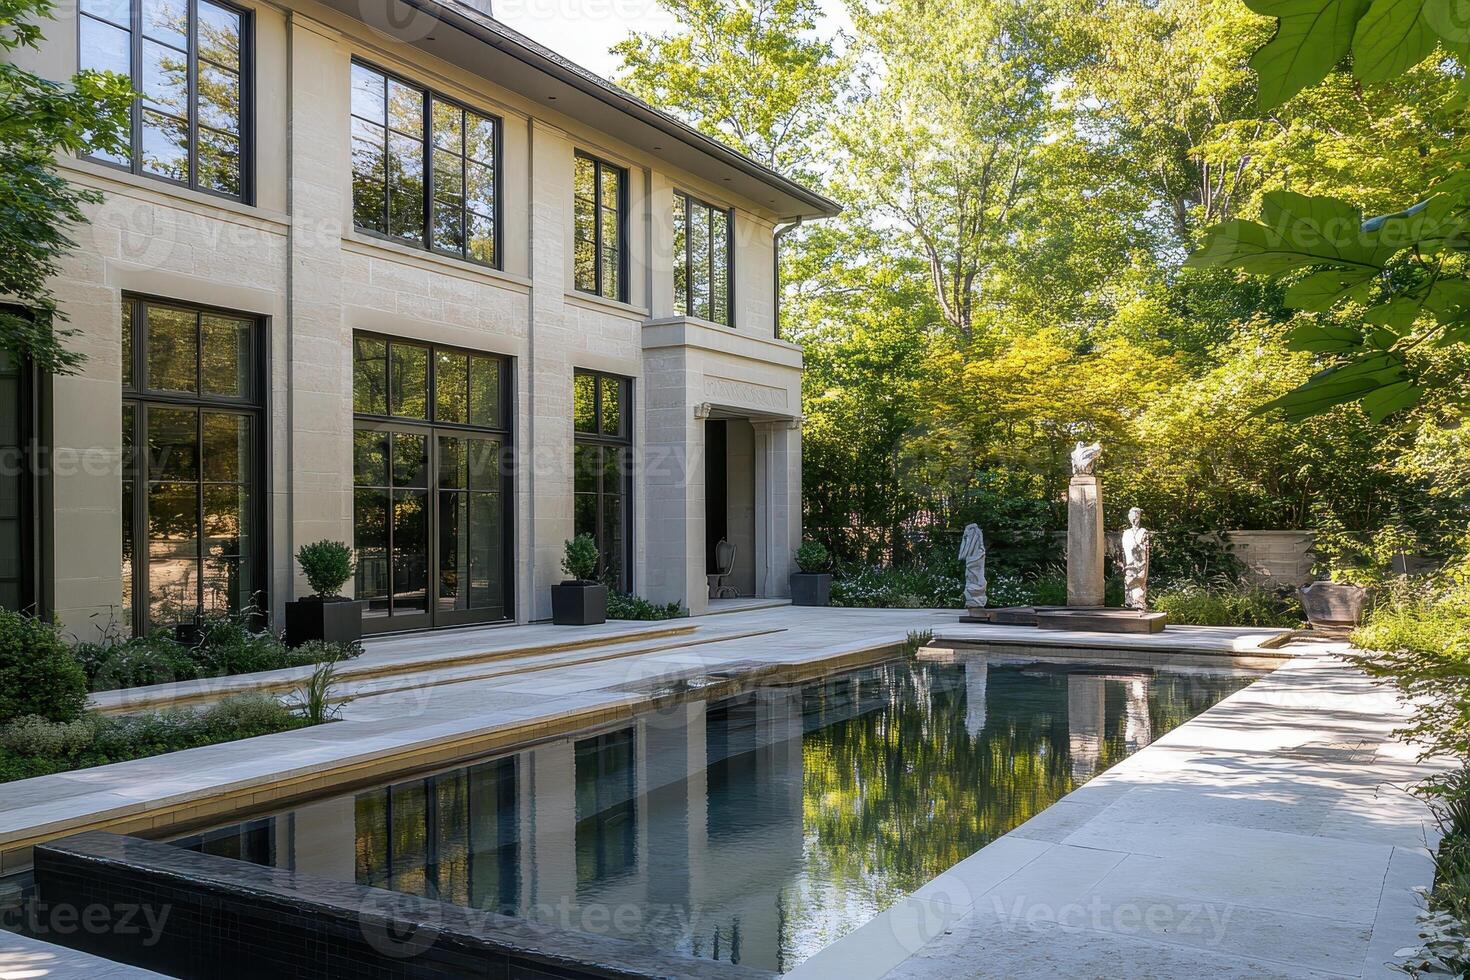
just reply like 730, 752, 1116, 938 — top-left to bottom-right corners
88, 622, 701, 715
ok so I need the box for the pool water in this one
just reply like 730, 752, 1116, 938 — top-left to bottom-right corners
172, 654, 1258, 972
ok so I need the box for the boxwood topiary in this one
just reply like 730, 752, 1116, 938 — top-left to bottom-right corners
0, 609, 88, 723
296, 540, 355, 598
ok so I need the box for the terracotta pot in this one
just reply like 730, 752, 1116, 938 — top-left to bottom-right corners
1298, 581, 1368, 631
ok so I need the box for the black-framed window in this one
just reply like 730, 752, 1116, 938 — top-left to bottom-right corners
122, 296, 263, 636
0, 351, 35, 613
80, 0, 251, 200
353, 334, 513, 631
351, 61, 499, 267
673, 192, 732, 326
574, 153, 627, 301
573, 370, 632, 591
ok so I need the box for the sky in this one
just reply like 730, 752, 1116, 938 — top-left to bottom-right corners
491, 0, 854, 83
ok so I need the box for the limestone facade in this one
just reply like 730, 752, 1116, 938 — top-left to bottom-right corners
10, 0, 836, 636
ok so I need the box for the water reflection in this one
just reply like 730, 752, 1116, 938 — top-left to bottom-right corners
173, 655, 1257, 972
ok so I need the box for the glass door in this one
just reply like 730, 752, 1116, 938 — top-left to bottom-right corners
353, 335, 512, 633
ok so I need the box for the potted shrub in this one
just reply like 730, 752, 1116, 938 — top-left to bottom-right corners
791, 540, 833, 607
552, 534, 607, 626
285, 540, 363, 647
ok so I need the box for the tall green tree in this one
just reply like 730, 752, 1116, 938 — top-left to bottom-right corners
830, 0, 1063, 342
0, 0, 131, 373
613, 0, 844, 180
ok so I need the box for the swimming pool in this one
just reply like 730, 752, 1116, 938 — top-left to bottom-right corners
171, 653, 1259, 972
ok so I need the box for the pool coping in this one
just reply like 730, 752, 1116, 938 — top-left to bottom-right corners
787, 648, 1444, 979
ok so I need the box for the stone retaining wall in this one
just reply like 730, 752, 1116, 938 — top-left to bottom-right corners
1226, 530, 1316, 587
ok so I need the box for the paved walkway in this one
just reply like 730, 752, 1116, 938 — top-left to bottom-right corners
792, 647, 1443, 980
0, 931, 162, 978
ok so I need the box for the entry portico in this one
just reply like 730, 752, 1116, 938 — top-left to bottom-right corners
642, 318, 803, 616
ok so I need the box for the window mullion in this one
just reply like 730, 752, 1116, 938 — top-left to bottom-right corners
186, 0, 199, 190
131, 0, 143, 176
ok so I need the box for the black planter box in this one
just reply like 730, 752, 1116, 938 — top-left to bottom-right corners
285, 597, 364, 647
790, 572, 832, 607
551, 582, 607, 626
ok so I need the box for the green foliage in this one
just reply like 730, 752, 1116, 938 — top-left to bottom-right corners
606, 592, 687, 620
0, 0, 132, 372
296, 540, 355, 598
561, 534, 600, 582
1351, 578, 1470, 759
794, 539, 830, 573
0, 609, 87, 723
613, 0, 844, 181
0, 694, 308, 783
1243, 0, 1469, 108
288, 659, 346, 725
1152, 581, 1303, 627
832, 564, 964, 609
74, 616, 359, 693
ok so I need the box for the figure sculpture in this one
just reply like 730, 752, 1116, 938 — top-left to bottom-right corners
1070, 440, 1103, 476
1121, 507, 1152, 611
958, 523, 987, 612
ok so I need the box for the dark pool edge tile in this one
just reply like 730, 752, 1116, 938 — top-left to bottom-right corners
35, 831, 774, 980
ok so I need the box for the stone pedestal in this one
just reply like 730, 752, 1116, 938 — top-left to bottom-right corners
1067, 474, 1105, 607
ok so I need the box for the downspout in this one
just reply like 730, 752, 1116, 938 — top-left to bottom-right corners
773, 217, 802, 340
283, 14, 295, 616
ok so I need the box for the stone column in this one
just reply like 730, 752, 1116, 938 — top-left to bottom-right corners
1067, 474, 1105, 607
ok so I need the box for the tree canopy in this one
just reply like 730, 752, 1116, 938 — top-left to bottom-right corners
0, 0, 130, 373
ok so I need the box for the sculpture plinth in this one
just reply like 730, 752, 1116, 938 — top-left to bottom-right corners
1067, 474, 1105, 607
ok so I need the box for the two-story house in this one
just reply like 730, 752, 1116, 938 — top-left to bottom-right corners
2, 0, 838, 638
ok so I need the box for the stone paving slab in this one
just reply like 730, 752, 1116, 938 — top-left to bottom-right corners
0, 931, 163, 978
789, 651, 1444, 980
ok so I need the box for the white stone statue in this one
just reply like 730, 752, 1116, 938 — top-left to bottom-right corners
1121, 507, 1152, 611
958, 523, 987, 611
1071, 440, 1103, 476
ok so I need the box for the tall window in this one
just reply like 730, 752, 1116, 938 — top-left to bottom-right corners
573, 153, 626, 301
573, 370, 631, 591
673, 192, 732, 326
353, 335, 512, 631
0, 351, 33, 613
80, 0, 250, 199
351, 61, 499, 267
122, 297, 262, 635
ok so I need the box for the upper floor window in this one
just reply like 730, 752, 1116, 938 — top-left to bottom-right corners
350, 61, 499, 268
573, 153, 627, 302
673, 192, 732, 326
80, 0, 250, 200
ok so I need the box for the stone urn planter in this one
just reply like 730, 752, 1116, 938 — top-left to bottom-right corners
1298, 580, 1368, 631
285, 596, 364, 647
